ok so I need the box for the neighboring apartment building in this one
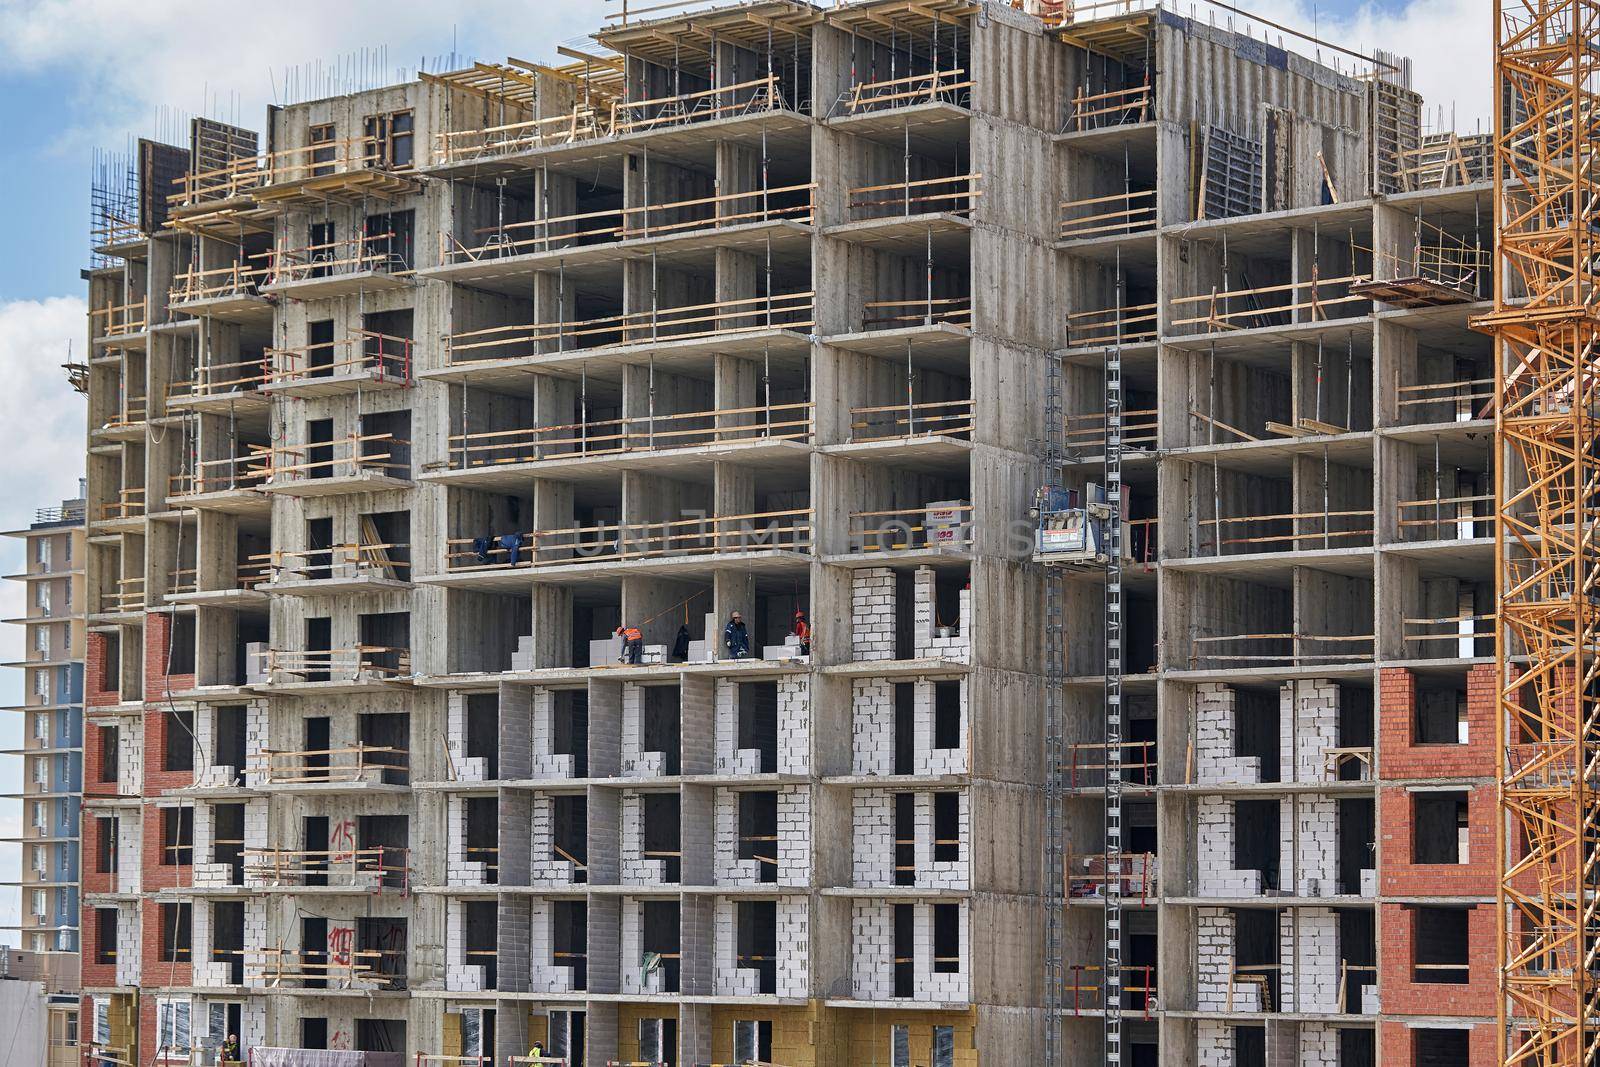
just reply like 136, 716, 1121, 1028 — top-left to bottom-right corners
75, 2, 1495, 1065
3, 490, 86, 1066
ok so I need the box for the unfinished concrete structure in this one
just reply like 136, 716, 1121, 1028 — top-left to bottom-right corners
74, 1, 1495, 1065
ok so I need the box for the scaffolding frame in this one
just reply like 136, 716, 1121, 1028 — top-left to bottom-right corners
1475, 2, 1600, 1065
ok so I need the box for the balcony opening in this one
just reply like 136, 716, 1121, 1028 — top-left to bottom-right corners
358, 815, 410, 890
736, 899, 777, 994
1234, 909, 1279, 1011
304, 617, 332, 681
303, 816, 329, 887
934, 681, 961, 752
359, 410, 412, 478
737, 682, 777, 774
98, 724, 118, 784
301, 1017, 328, 1049
547, 689, 587, 777
168, 613, 196, 675
358, 711, 410, 785
303, 516, 334, 580
1338, 798, 1375, 894
363, 210, 415, 270
301, 916, 328, 988
553, 794, 588, 883
1339, 908, 1376, 1014
101, 631, 120, 692
894, 683, 914, 774
738, 791, 778, 884
161, 806, 194, 866
1233, 688, 1280, 784
213, 899, 245, 984
305, 321, 336, 377
1338, 684, 1375, 775
1413, 792, 1469, 865
638, 1017, 678, 1067
572, 591, 622, 667
230, 612, 268, 686
358, 611, 411, 675
1415, 680, 1468, 745
642, 899, 681, 993
94, 815, 118, 874
465, 796, 498, 884
1233, 1026, 1265, 1067
213, 802, 245, 886
355, 1017, 406, 1054
158, 901, 192, 963
303, 716, 331, 780
466, 693, 500, 780
357, 917, 408, 990
642, 793, 682, 883
554, 899, 588, 990
933, 792, 959, 863
932, 903, 959, 975
893, 792, 915, 886
463, 900, 497, 989
1415, 1029, 1469, 1066
892, 903, 915, 997
361, 510, 411, 578
1233, 801, 1279, 890
214, 705, 246, 785
162, 709, 195, 772
94, 908, 116, 965
643, 686, 682, 776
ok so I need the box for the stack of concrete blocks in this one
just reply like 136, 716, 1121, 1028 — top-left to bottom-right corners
686, 611, 717, 663
1196, 797, 1260, 896
916, 901, 968, 1003
713, 786, 811, 887
620, 793, 666, 884
850, 900, 895, 1000
851, 569, 897, 661
587, 634, 623, 668
917, 791, 969, 889
192, 706, 235, 788
511, 634, 537, 671
1194, 684, 1260, 785
527, 899, 574, 993
762, 635, 808, 661
1286, 795, 1341, 896
1196, 908, 1253, 1011
115, 902, 141, 987
529, 688, 576, 779
118, 721, 144, 795
191, 902, 225, 986
446, 794, 492, 887
712, 897, 808, 998
1278, 907, 1340, 1013
851, 679, 895, 775
620, 684, 667, 777
244, 640, 269, 684
1298, 1023, 1343, 1067
446, 901, 484, 991
191, 801, 234, 889
619, 898, 666, 995
116, 816, 142, 894
713, 678, 762, 776
242, 899, 267, 991
776, 678, 809, 776
913, 567, 971, 661
1195, 1020, 1235, 1067
851, 791, 895, 886
919, 678, 967, 775
1282, 679, 1342, 783
528, 795, 577, 886
237, 701, 266, 790
445, 692, 488, 782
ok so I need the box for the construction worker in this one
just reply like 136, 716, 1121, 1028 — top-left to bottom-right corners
724, 611, 751, 659
616, 624, 643, 664
528, 1040, 544, 1063
792, 609, 811, 655
220, 1034, 240, 1065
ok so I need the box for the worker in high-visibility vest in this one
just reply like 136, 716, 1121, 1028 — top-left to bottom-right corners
616, 625, 643, 664
527, 1041, 543, 1063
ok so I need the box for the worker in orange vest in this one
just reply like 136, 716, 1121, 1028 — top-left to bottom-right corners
616, 625, 643, 664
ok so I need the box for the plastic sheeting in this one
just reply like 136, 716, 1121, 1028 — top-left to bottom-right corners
249, 1051, 404, 1067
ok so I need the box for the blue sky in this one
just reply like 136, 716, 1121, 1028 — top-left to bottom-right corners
0, 0, 1488, 937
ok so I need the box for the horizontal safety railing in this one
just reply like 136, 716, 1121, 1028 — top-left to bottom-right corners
849, 504, 973, 552
862, 296, 971, 331
1197, 507, 1374, 553
168, 566, 197, 596
451, 401, 813, 467
169, 451, 271, 497
1066, 852, 1159, 902
269, 543, 411, 582
99, 577, 145, 614
830, 67, 972, 117
169, 134, 397, 206
101, 400, 148, 431
446, 291, 813, 363
98, 487, 146, 521
1062, 739, 1155, 789
249, 947, 405, 989
1059, 188, 1157, 239
1396, 494, 1493, 541
243, 845, 410, 889
1395, 378, 1493, 421
93, 299, 148, 338
1065, 82, 1152, 132
1064, 409, 1157, 453
168, 355, 273, 400
1402, 613, 1494, 654
847, 173, 981, 220
1065, 302, 1158, 347
169, 261, 270, 304
1066, 963, 1157, 1017
1170, 272, 1372, 333
849, 398, 974, 441
1190, 632, 1374, 668
261, 433, 410, 484
266, 231, 412, 284
443, 182, 816, 263
433, 105, 606, 164
446, 508, 813, 571
264, 646, 412, 680
613, 74, 787, 134
266, 331, 413, 386
250, 744, 408, 784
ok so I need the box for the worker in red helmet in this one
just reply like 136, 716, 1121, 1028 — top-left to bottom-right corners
792, 610, 811, 656
615, 624, 643, 664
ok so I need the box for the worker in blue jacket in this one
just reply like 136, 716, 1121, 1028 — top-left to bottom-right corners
724, 611, 751, 659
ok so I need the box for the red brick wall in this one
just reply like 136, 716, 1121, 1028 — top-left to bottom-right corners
141, 708, 194, 794
140, 806, 191, 892
1378, 665, 1495, 780
138, 897, 192, 989
79, 906, 118, 988
82, 721, 120, 798
143, 611, 195, 702
1378, 1020, 1497, 1067
1378, 902, 1496, 1016
81, 813, 115, 896
86, 632, 120, 708
1377, 782, 1496, 897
